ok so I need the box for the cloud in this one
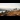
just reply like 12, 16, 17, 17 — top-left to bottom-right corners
0, 3, 20, 10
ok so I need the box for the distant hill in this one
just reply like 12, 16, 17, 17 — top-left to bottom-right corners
0, 9, 6, 11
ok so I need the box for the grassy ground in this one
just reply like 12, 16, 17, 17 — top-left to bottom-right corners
0, 10, 20, 16
7, 10, 20, 16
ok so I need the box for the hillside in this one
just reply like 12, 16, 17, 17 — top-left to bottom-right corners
0, 10, 20, 16
0, 8, 20, 16
7, 10, 20, 16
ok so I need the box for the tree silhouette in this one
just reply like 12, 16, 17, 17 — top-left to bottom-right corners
19, 9, 20, 11
5, 10, 8, 13
1, 11, 3, 14
13, 8, 17, 10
